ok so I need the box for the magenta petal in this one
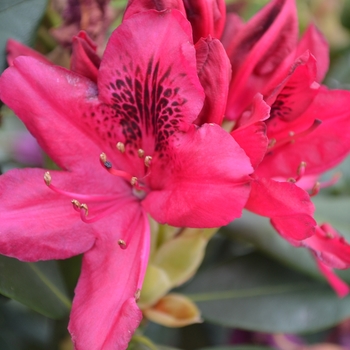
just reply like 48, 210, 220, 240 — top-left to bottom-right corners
296, 25, 329, 83
0, 57, 102, 174
98, 10, 204, 128
184, 0, 226, 42
246, 178, 315, 217
225, 0, 298, 120
259, 87, 350, 178
268, 51, 318, 121
271, 214, 316, 241
71, 31, 101, 83
6, 39, 52, 66
194, 37, 231, 125
246, 178, 316, 240
143, 124, 253, 227
124, 0, 186, 20
232, 122, 268, 170
68, 205, 149, 350
0, 169, 96, 261
316, 261, 350, 298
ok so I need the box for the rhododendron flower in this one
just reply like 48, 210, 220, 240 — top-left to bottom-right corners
0, 9, 253, 350
224, 0, 350, 296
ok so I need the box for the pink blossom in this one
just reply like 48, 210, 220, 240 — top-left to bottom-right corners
0, 9, 253, 349
225, 0, 350, 296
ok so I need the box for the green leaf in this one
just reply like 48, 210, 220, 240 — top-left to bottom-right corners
181, 253, 350, 333
0, 255, 71, 319
0, 0, 48, 72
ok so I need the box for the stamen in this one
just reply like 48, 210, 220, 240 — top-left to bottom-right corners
310, 182, 321, 197
269, 119, 322, 150
71, 199, 81, 210
44, 172, 52, 186
78, 197, 134, 224
138, 149, 145, 158
144, 156, 152, 167
135, 289, 141, 301
118, 239, 127, 249
268, 138, 277, 148
116, 142, 125, 153
80, 203, 89, 216
130, 177, 138, 186
295, 161, 307, 182
100, 153, 107, 163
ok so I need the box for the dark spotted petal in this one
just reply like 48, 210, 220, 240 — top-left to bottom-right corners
89, 10, 204, 157
124, 0, 186, 19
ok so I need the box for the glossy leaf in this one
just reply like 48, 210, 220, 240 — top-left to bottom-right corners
0, 255, 71, 319
0, 0, 47, 72
181, 252, 350, 333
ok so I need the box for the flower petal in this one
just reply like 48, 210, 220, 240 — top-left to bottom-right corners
316, 261, 350, 298
143, 123, 253, 227
183, 0, 226, 42
194, 37, 231, 125
224, 0, 298, 120
68, 205, 150, 350
296, 25, 329, 83
124, 0, 186, 20
0, 56, 102, 174
0, 169, 96, 261
258, 87, 350, 178
95, 10, 204, 155
6, 39, 52, 66
267, 51, 318, 121
71, 31, 101, 83
246, 178, 316, 240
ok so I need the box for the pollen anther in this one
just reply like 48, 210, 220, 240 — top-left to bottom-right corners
117, 142, 125, 153
100, 153, 107, 163
144, 156, 152, 167
138, 149, 145, 158
135, 289, 141, 301
44, 172, 52, 186
71, 199, 81, 209
80, 203, 89, 216
130, 177, 138, 186
118, 239, 127, 249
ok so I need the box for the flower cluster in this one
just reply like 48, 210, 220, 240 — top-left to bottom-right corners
1, 0, 350, 349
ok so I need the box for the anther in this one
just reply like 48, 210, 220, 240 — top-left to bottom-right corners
116, 142, 125, 153
310, 182, 321, 197
138, 149, 145, 158
135, 289, 141, 301
71, 199, 81, 210
44, 172, 52, 186
287, 178, 297, 183
130, 177, 138, 186
80, 203, 89, 216
118, 239, 127, 249
296, 161, 307, 181
144, 156, 152, 167
104, 161, 112, 169
100, 153, 107, 163
268, 138, 276, 148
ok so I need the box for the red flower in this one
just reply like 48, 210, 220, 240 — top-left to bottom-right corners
0, 10, 253, 349
226, 0, 350, 296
